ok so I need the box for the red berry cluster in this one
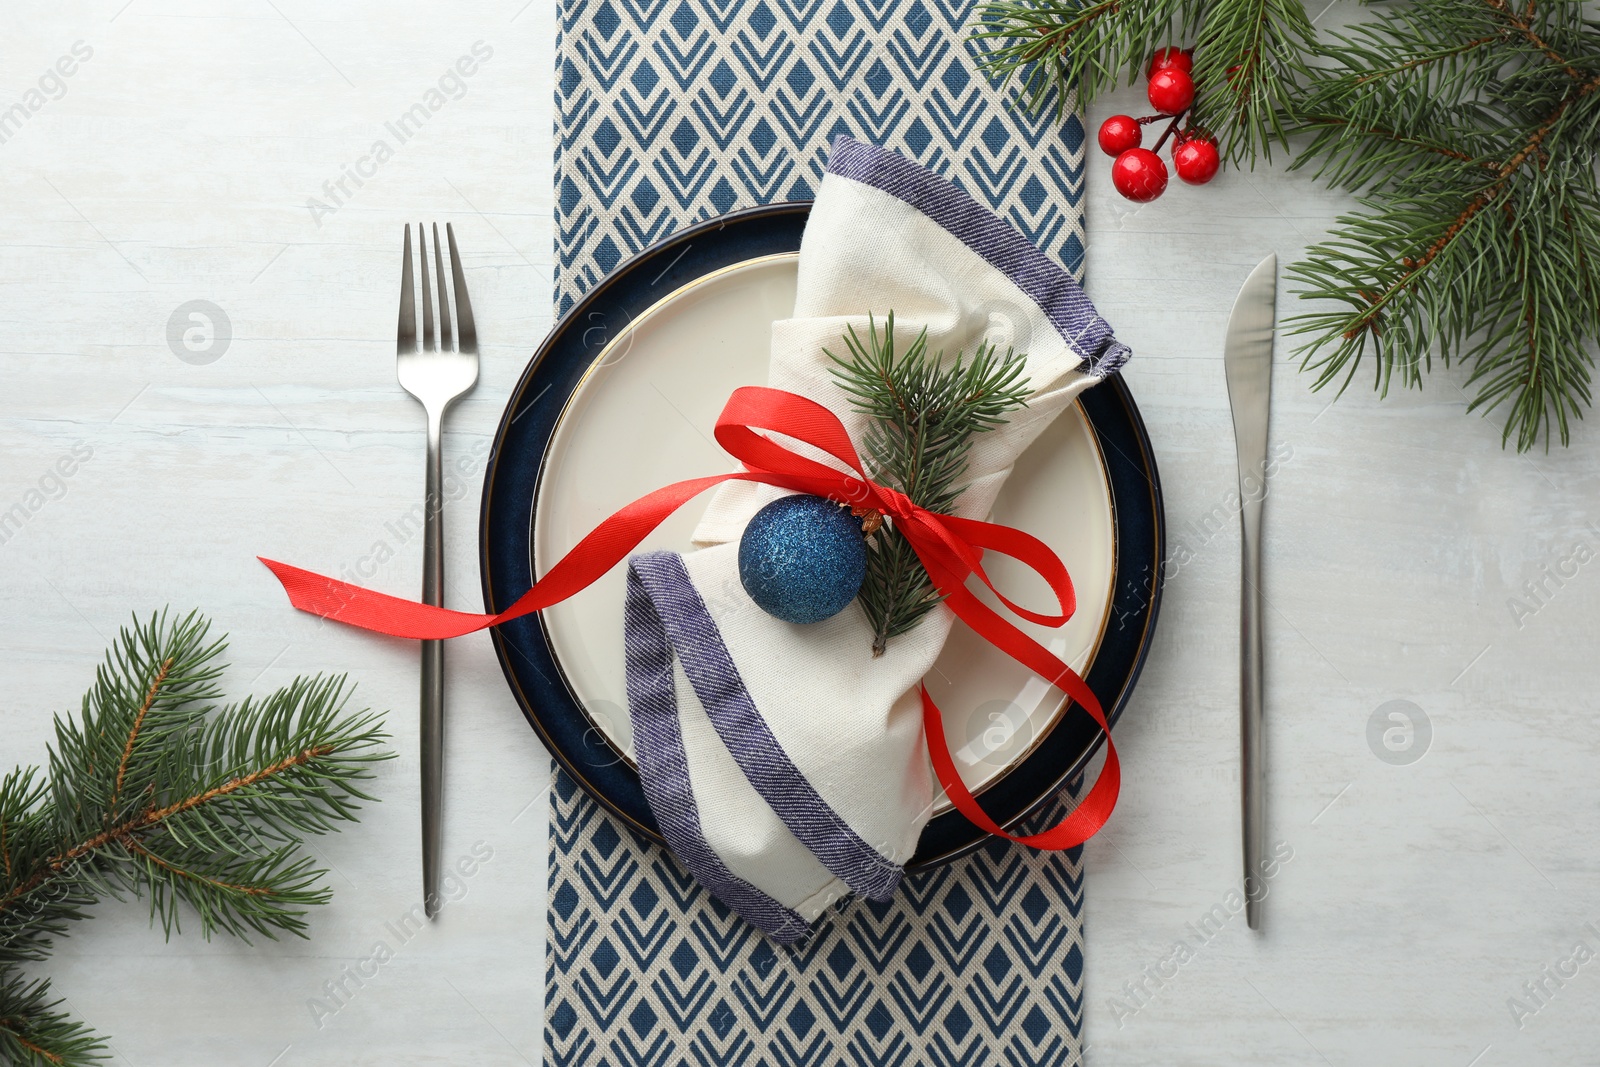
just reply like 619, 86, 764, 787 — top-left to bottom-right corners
1096, 48, 1220, 202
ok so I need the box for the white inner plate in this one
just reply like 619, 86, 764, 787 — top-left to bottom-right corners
533, 254, 1115, 812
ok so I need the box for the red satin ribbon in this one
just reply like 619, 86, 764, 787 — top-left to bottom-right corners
260, 385, 1119, 850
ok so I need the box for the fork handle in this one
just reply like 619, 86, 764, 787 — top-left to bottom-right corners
421, 410, 445, 919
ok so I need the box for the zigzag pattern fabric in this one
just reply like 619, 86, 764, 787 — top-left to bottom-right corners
554, 0, 1087, 315
548, 769, 1086, 1066
551, 0, 1089, 1062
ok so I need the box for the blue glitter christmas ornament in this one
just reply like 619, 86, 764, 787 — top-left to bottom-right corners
738, 494, 868, 625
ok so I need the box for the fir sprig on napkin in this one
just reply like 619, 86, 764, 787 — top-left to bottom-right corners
828, 313, 1030, 653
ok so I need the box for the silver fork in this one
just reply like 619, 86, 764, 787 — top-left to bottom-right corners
397, 222, 478, 918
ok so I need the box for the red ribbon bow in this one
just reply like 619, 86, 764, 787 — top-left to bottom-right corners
260, 385, 1119, 850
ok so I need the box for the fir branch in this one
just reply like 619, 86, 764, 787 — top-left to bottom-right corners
971, 0, 1311, 162
1190, 0, 1315, 162
1349, 36, 1499, 86
0, 974, 103, 1066
970, 0, 1191, 116
966, 0, 1184, 115
110, 658, 171, 810
827, 314, 1031, 654
974, 0, 1600, 448
1482, 0, 1585, 78
1286, 0, 1600, 449
0, 610, 392, 1065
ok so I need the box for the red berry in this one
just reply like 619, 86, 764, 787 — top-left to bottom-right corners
1097, 114, 1142, 157
1111, 148, 1168, 202
1146, 47, 1192, 81
1147, 67, 1195, 115
1173, 136, 1221, 185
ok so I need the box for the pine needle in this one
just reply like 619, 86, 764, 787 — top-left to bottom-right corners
970, 0, 1311, 163
0, 610, 392, 1064
972, 0, 1600, 449
827, 314, 1031, 654
1286, 0, 1600, 450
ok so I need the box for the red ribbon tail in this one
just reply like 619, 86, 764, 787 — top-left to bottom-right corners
922, 683, 1119, 850
258, 557, 499, 640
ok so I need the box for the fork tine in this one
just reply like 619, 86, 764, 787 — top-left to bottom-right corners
398, 224, 416, 353
419, 222, 436, 351
432, 222, 453, 351
446, 223, 477, 354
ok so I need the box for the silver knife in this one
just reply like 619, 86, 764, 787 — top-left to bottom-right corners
1223, 253, 1276, 931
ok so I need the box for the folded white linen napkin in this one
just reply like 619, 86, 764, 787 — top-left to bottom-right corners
625, 137, 1129, 942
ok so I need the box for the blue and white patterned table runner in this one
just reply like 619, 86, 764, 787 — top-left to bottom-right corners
555, 0, 1087, 315
550, 1, 1091, 1063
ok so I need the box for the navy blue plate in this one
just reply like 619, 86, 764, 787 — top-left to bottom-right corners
479, 202, 1164, 867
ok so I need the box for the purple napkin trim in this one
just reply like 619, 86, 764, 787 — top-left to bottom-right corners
625, 559, 810, 942
825, 135, 1131, 377
627, 552, 904, 904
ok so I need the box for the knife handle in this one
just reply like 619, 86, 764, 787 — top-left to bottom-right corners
1240, 491, 1265, 930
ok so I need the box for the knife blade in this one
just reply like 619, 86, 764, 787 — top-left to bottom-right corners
1223, 253, 1277, 931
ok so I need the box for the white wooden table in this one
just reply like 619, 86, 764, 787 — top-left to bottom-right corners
2, 2, 1596, 1065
